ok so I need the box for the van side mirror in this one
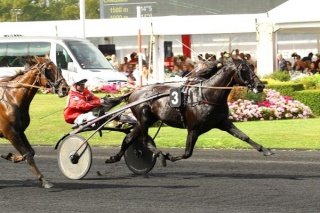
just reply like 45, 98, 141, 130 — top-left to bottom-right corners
67, 62, 76, 72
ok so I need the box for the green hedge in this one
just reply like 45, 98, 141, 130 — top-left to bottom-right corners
266, 83, 304, 96
292, 90, 320, 116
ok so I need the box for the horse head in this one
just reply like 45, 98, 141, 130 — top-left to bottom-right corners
232, 58, 264, 93
34, 55, 69, 97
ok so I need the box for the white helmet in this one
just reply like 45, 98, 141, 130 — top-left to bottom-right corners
71, 75, 87, 85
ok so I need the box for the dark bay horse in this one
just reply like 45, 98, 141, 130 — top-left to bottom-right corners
105, 58, 274, 166
0, 55, 69, 188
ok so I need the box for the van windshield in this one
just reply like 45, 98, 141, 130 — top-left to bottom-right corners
66, 40, 114, 70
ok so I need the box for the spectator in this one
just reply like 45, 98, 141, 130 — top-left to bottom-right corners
302, 52, 313, 62
231, 49, 241, 59
110, 54, 119, 70
246, 54, 255, 66
141, 65, 151, 82
294, 60, 305, 72
123, 56, 128, 64
197, 54, 204, 61
210, 55, 217, 63
181, 63, 191, 77
293, 55, 303, 71
315, 54, 320, 68
218, 52, 227, 64
127, 64, 136, 82
204, 53, 210, 62
122, 64, 130, 77
172, 64, 183, 77
183, 54, 194, 66
309, 62, 318, 75
122, 64, 129, 72
317, 62, 320, 74
128, 52, 138, 64
132, 64, 141, 82
196, 54, 204, 70
301, 61, 311, 74
286, 61, 293, 73
63, 76, 104, 127
277, 53, 287, 71
239, 52, 246, 60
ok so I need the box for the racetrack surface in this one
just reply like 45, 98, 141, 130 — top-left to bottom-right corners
1, 145, 320, 213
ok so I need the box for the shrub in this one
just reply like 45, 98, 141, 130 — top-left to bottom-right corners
227, 86, 247, 102
244, 90, 266, 104
267, 71, 291, 82
227, 87, 267, 104
266, 83, 304, 96
293, 74, 320, 89
292, 90, 320, 116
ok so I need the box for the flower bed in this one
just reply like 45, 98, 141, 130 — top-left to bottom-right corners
228, 89, 312, 121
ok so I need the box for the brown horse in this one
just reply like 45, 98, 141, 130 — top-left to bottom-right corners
0, 55, 69, 188
105, 59, 274, 167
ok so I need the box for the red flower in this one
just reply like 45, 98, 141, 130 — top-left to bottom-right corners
258, 100, 271, 107
283, 96, 293, 101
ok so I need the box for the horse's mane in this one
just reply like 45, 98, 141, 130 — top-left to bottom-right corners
187, 61, 224, 80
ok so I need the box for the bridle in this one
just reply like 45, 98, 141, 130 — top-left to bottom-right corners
38, 62, 65, 94
234, 60, 258, 90
1, 60, 66, 94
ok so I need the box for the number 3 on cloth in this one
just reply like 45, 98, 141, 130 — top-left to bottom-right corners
169, 88, 181, 107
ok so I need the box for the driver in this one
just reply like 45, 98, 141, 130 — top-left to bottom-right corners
63, 76, 103, 127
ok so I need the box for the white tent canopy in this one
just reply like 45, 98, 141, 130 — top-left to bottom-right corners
268, 0, 320, 24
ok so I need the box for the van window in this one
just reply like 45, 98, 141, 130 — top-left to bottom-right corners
56, 44, 71, 69
29, 42, 51, 56
0, 42, 50, 67
66, 41, 114, 70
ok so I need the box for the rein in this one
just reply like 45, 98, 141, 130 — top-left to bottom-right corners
185, 85, 234, 90
3, 82, 44, 89
1, 61, 60, 90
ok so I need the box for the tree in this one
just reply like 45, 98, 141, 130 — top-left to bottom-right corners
0, 0, 100, 22
85, 0, 100, 19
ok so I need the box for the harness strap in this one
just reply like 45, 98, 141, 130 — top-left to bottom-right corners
201, 100, 223, 106
175, 107, 186, 129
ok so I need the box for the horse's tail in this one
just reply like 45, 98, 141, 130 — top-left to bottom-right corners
101, 91, 133, 112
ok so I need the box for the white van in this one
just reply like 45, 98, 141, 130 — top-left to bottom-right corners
0, 36, 128, 87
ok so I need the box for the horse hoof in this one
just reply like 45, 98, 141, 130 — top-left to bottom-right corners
1, 153, 13, 161
263, 148, 275, 156
105, 158, 115, 164
43, 181, 54, 189
105, 156, 119, 164
158, 153, 167, 167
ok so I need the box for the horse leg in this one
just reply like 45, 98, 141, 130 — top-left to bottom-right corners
1, 132, 36, 162
105, 125, 141, 164
138, 107, 168, 167
145, 135, 167, 167
167, 130, 199, 162
3, 131, 54, 188
218, 119, 274, 156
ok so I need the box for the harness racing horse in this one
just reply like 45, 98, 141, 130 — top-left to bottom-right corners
105, 58, 274, 167
0, 55, 69, 188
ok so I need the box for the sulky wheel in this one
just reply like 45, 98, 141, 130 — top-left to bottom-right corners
57, 134, 92, 180
124, 135, 156, 175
